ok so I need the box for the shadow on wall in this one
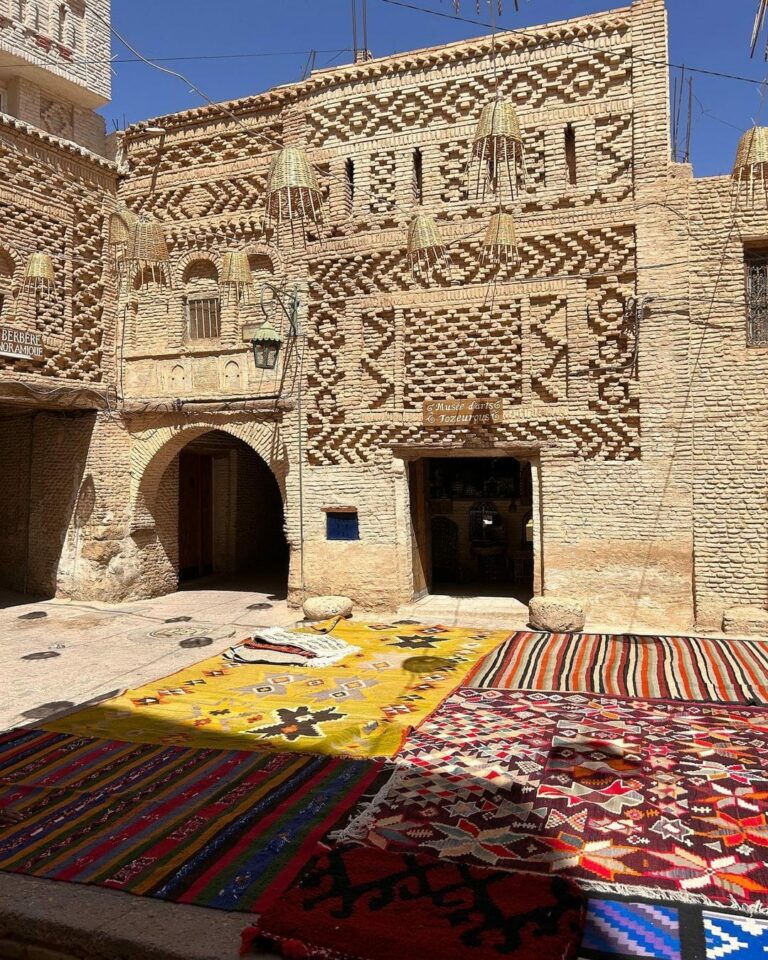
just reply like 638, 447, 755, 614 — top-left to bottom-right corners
0, 409, 96, 598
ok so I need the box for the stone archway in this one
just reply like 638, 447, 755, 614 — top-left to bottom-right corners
129, 420, 290, 597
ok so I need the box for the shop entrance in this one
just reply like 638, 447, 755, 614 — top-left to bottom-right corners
409, 456, 534, 601
174, 431, 289, 592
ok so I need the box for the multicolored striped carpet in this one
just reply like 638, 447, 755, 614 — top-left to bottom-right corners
466, 631, 768, 703
0, 728, 381, 911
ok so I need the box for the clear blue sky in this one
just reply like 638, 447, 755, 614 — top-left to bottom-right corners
104, 0, 767, 177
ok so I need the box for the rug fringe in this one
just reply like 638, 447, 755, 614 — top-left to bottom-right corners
579, 879, 768, 916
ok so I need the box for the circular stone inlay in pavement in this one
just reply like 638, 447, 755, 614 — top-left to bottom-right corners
21, 651, 61, 661
18, 611, 48, 620
129, 622, 237, 644
179, 636, 214, 649
21, 701, 75, 719
247, 603, 272, 611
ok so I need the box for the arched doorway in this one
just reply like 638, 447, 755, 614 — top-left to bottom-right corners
155, 429, 289, 596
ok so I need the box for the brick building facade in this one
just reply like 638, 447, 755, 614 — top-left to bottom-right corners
0, 0, 765, 633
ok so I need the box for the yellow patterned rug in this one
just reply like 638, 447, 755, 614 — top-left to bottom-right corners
43, 621, 508, 758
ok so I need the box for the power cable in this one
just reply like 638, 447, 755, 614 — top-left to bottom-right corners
378, 0, 768, 89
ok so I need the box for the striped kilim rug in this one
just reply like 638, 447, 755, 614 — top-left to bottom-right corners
0, 728, 381, 911
466, 631, 768, 703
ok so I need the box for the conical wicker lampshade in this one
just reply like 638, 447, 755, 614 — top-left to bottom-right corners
732, 126, 768, 204
124, 217, 170, 286
470, 98, 525, 200
221, 250, 253, 303
481, 212, 519, 268
407, 214, 449, 281
108, 207, 138, 274
265, 146, 323, 240
22, 252, 55, 294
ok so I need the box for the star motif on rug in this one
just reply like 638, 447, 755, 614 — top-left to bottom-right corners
389, 635, 448, 650
651, 847, 768, 898
246, 705, 345, 741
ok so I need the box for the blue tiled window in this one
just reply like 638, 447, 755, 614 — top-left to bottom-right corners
326, 511, 360, 541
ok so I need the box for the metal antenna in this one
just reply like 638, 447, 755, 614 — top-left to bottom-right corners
362, 0, 369, 56
352, 0, 359, 62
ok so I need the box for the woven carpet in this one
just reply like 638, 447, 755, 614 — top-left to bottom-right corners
43, 621, 508, 757
466, 631, 768, 704
242, 846, 585, 960
581, 894, 768, 960
0, 727, 382, 911
333, 688, 768, 910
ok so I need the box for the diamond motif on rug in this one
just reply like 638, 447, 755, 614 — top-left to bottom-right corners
334, 690, 768, 907
703, 912, 768, 960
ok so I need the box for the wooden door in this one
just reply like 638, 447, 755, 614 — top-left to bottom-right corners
408, 458, 431, 599
178, 452, 214, 581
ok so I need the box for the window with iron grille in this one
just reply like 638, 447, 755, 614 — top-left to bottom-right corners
185, 297, 221, 340
745, 249, 768, 346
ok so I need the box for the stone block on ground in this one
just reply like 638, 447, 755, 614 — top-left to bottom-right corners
722, 605, 768, 637
302, 595, 354, 622
529, 596, 585, 633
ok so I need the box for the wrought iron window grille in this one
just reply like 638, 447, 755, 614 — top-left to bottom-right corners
745, 251, 768, 346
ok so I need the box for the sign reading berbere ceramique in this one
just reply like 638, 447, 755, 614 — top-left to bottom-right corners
0, 325, 43, 361
423, 398, 504, 426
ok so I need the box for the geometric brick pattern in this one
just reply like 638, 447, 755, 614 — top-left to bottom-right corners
404, 301, 523, 408
530, 295, 568, 403
307, 43, 631, 146
369, 151, 397, 215
361, 306, 396, 409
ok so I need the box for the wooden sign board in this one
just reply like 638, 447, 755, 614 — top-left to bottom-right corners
423, 398, 504, 427
0, 325, 43, 361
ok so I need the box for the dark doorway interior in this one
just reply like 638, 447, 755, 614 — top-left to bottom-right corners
176, 431, 289, 593
178, 451, 214, 582
410, 456, 534, 600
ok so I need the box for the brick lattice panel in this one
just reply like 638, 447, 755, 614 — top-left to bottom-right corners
361, 306, 396, 409
530, 295, 568, 403
307, 45, 631, 146
404, 301, 523, 408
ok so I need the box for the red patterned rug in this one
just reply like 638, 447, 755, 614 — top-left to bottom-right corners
242, 845, 585, 959
333, 689, 768, 910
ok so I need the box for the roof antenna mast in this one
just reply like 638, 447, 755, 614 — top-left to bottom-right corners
352, 0, 359, 62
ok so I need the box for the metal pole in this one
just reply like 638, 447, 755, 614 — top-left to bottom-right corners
351, 0, 358, 61
362, 0, 368, 56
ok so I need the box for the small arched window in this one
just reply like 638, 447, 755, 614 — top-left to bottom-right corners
564, 123, 577, 186
0, 248, 14, 319
412, 148, 424, 205
183, 259, 220, 340
56, 2, 67, 42
344, 158, 355, 213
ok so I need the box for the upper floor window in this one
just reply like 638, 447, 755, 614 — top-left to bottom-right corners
186, 297, 221, 340
55, 2, 67, 42
745, 247, 768, 346
412, 147, 424, 205
564, 123, 577, 186
0, 248, 14, 319
0, 85, 7, 115
344, 158, 355, 213
183, 258, 220, 340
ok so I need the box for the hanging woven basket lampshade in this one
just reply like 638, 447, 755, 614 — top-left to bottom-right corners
22, 251, 55, 294
469, 98, 525, 200
732, 126, 768, 204
407, 214, 450, 281
265, 146, 323, 241
221, 250, 254, 303
108, 207, 137, 274
124, 217, 170, 286
481, 211, 519, 268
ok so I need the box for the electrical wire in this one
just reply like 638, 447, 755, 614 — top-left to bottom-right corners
378, 0, 768, 89
3, 49, 352, 67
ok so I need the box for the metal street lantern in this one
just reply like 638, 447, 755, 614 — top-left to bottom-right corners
251, 321, 283, 370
